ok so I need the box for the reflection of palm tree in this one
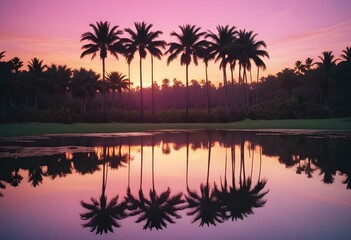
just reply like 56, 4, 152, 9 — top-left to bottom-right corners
108, 143, 129, 170
8, 168, 23, 187
46, 154, 72, 179
217, 140, 268, 221
185, 133, 224, 226
28, 166, 46, 187
0, 180, 6, 197
80, 161, 126, 234
72, 152, 100, 175
127, 136, 184, 230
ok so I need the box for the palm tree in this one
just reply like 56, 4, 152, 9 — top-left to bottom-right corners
123, 22, 165, 118
9, 57, 23, 73
80, 21, 124, 113
341, 46, 351, 63
246, 32, 269, 105
106, 71, 130, 109
206, 25, 237, 115
28, 57, 47, 109
305, 57, 314, 71
198, 41, 215, 119
71, 68, 100, 117
147, 30, 166, 115
294, 60, 305, 75
0, 51, 5, 60
317, 51, 339, 109
80, 161, 127, 234
166, 24, 207, 119
28, 166, 47, 187
44, 64, 71, 109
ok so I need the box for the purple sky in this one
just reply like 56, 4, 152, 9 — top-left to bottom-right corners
1, 0, 350, 86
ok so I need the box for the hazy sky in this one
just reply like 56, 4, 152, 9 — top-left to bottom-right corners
1, 0, 350, 86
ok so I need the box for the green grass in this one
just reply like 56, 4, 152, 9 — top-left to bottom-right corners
1, 118, 351, 137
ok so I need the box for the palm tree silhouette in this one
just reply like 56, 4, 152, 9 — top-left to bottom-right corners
341, 46, 351, 63
166, 24, 207, 119
72, 152, 100, 175
126, 136, 185, 230
9, 57, 23, 73
251, 35, 269, 84
216, 140, 268, 221
0, 51, 5, 60
206, 25, 237, 115
7, 167, 23, 187
28, 57, 47, 109
317, 51, 339, 109
124, 22, 164, 118
106, 71, 130, 109
147, 29, 166, 115
28, 166, 47, 187
80, 161, 127, 235
185, 132, 225, 226
80, 21, 124, 113
107, 143, 129, 170
294, 61, 305, 75
0, 180, 5, 197
198, 41, 215, 119
305, 57, 314, 71
44, 64, 71, 109
71, 68, 100, 117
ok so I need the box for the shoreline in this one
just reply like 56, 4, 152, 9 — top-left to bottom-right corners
1, 118, 351, 137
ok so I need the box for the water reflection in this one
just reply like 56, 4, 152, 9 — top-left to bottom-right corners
80, 161, 127, 234
0, 130, 350, 236
126, 136, 185, 230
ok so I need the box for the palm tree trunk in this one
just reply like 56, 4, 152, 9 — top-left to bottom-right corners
151, 55, 155, 115
102, 57, 106, 114
186, 133, 189, 190
205, 64, 211, 119
128, 62, 131, 110
139, 56, 144, 119
128, 137, 131, 188
152, 136, 155, 191
140, 137, 143, 189
206, 134, 212, 186
185, 63, 189, 119
231, 145, 236, 187
239, 64, 242, 108
223, 65, 229, 116
256, 67, 260, 105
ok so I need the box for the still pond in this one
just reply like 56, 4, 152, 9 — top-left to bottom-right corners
0, 130, 350, 240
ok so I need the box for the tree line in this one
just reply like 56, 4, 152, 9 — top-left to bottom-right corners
0, 21, 350, 123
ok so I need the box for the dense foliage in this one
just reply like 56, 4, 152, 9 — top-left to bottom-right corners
0, 22, 350, 123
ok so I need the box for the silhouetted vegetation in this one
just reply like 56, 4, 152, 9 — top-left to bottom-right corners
0, 130, 350, 234
1, 21, 350, 123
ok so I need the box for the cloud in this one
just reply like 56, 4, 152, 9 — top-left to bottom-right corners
277, 21, 351, 43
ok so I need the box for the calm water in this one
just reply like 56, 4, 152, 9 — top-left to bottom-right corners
0, 130, 350, 240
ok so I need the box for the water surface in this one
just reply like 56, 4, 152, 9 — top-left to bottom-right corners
0, 130, 350, 240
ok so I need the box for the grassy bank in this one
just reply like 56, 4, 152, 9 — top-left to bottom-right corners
1, 118, 351, 137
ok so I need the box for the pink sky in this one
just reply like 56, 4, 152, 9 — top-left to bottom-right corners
1, 0, 350, 87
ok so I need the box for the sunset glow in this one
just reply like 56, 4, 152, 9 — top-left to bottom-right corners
1, 0, 350, 87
